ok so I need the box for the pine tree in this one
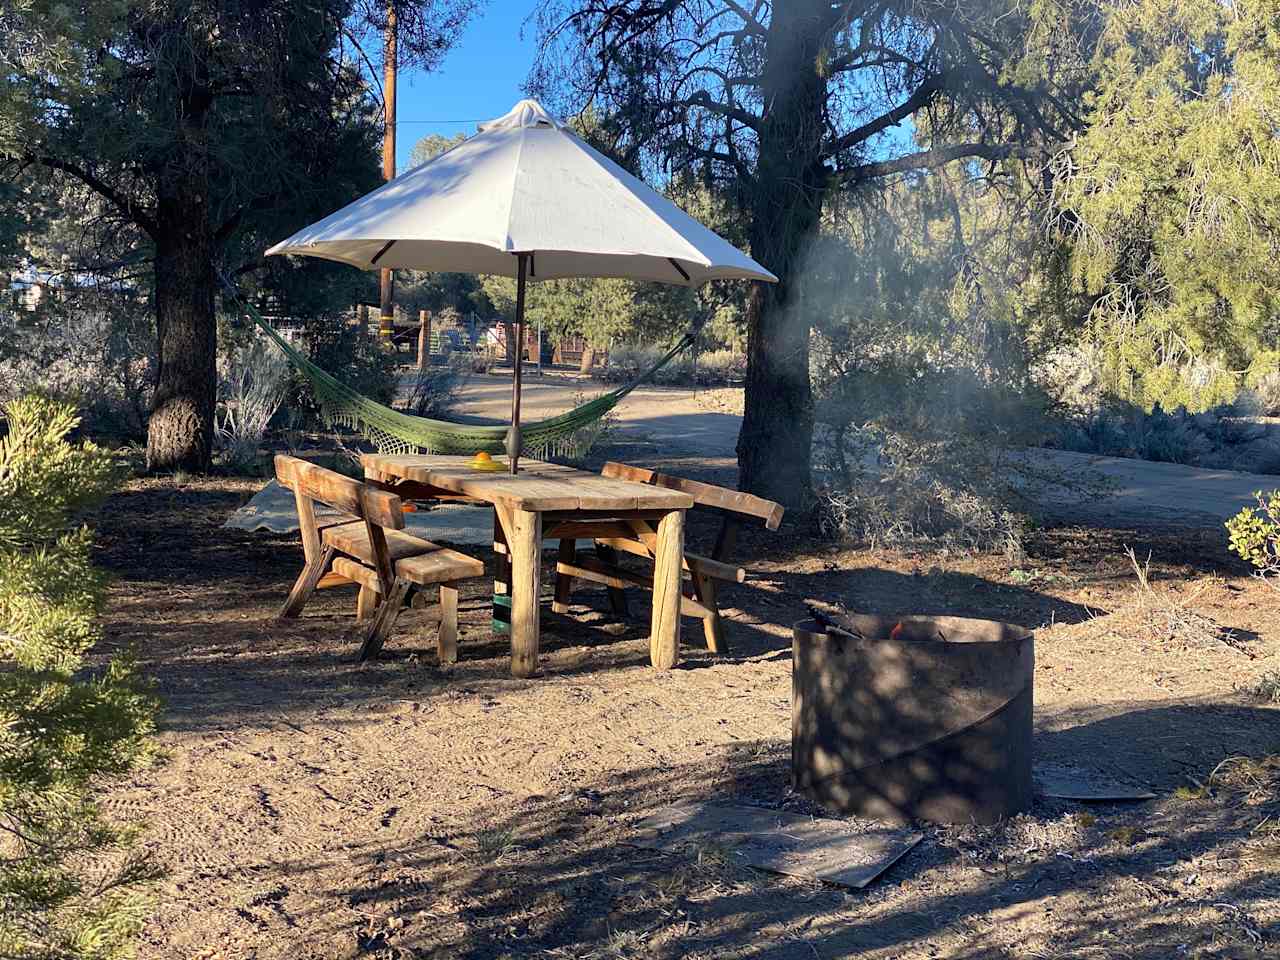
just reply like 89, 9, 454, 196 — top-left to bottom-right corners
0, 395, 156, 958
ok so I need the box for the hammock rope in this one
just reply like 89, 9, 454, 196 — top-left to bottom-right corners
227, 288, 696, 460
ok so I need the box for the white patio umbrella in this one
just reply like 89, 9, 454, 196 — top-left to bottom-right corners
267, 98, 776, 472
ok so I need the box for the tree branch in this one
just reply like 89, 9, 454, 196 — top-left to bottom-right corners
823, 73, 946, 157
683, 89, 761, 131
20, 153, 158, 239
676, 141, 755, 182
721, 0, 768, 35
836, 142, 1030, 182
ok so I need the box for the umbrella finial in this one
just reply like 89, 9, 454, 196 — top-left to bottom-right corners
478, 99, 560, 132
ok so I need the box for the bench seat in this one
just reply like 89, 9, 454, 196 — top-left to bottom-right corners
274, 454, 486, 664
323, 521, 439, 563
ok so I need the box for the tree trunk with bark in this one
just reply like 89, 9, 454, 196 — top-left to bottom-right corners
146, 190, 217, 472
144, 27, 218, 473
736, 0, 830, 507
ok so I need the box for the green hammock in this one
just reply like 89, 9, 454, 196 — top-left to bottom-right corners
236, 297, 694, 459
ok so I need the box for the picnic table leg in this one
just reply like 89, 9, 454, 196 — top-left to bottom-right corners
594, 542, 630, 616
280, 544, 335, 619
649, 508, 684, 670
437, 583, 458, 664
508, 507, 542, 678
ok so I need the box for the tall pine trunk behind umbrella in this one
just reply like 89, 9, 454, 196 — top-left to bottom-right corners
147, 211, 217, 471
146, 68, 217, 472
737, 0, 826, 506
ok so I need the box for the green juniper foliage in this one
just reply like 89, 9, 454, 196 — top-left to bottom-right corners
0, 395, 156, 958
1053, 0, 1280, 412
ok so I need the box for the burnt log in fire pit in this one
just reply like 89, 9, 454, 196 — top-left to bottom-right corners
793, 614, 1033, 825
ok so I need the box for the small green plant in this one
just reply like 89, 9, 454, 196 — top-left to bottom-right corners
1227, 491, 1280, 588
1106, 826, 1139, 846
473, 827, 516, 861
0, 395, 158, 958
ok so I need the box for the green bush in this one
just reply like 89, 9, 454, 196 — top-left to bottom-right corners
810, 356, 1087, 558
0, 395, 157, 958
286, 317, 398, 428
594, 343, 745, 386
1226, 490, 1280, 584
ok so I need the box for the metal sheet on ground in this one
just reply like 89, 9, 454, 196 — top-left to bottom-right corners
1035, 762, 1156, 801
634, 802, 923, 889
223, 479, 496, 545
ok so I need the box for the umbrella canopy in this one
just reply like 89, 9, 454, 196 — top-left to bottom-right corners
265, 99, 776, 285
267, 98, 774, 473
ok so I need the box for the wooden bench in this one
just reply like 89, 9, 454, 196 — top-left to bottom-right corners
274, 454, 485, 662
550, 461, 784, 654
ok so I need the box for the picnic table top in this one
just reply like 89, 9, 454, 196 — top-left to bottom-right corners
362, 453, 696, 513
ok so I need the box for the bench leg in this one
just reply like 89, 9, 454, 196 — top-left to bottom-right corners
692, 571, 728, 655
594, 542, 630, 617
359, 577, 410, 661
552, 539, 575, 614
280, 545, 335, 619
356, 585, 378, 621
438, 582, 459, 664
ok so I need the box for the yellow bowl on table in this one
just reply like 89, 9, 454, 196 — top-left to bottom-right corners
466, 450, 504, 472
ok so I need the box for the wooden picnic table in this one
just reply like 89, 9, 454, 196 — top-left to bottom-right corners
361, 453, 695, 677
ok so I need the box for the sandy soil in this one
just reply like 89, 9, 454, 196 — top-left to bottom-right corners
88, 457, 1280, 959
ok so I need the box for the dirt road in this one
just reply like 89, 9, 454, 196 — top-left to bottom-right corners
448, 375, 1273, 528
445, 372, 742, 458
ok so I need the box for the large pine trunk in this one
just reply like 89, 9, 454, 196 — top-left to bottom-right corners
145, 29, 217, 474
146, 194, 217, 472
736, 0, 830, 507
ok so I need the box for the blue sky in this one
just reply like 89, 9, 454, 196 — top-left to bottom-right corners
392, 0, 542, 170
388, 1, 918, 170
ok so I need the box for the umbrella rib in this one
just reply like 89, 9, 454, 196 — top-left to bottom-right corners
668, 258, 691, 283
370, 240, 397, 265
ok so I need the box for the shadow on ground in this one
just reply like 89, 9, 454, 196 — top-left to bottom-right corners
95, 484, 1100, 734
95, 479, 1280, 959
261, 706, 1278, 959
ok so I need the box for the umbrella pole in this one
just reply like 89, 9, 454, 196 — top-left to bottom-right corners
506, 253, 529, 474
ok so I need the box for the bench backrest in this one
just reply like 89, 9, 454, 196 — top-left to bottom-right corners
601, 461, 784, 530
275, 454, 405, 588
275, 454, 404, 529
601, 461, 784, 562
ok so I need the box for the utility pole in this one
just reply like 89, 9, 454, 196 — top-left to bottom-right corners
379, 1, 397, 341
417, 310, 431, 371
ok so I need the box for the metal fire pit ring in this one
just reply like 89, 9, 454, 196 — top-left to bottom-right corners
792, 614, 1033, 825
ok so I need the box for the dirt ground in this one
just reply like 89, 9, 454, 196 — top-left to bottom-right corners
90, 455, 1279, 959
